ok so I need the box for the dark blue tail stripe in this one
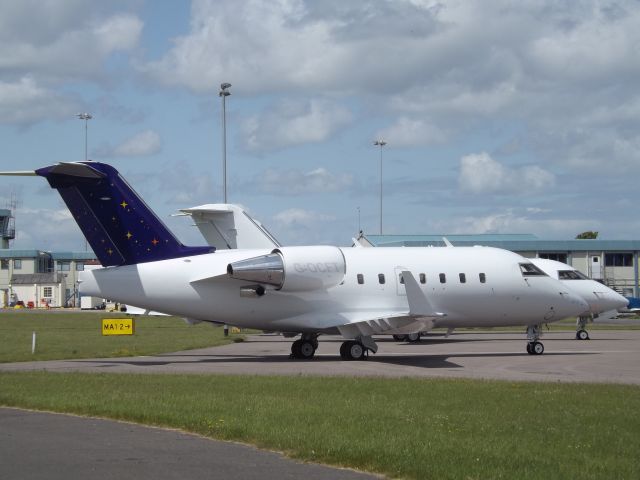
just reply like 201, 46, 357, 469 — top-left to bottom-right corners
36, 162, 213, 266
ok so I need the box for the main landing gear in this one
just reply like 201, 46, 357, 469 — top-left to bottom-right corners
340, 336, 378, 360
392, 333, 421, 342
290, 334, 379, 360
340, 340, 366, 360
526, 324, 544, 355
290, 334, 319, 360
575, 315, 591, 340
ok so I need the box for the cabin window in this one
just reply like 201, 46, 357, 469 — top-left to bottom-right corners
479, 273, 486, 283
357, 273, 364, 285
0, 259, 8, 270
519, 263, 547, 276
399, 273, 405, 284
43, 287, 53, 298
13, 259, 22, 269
459, 273, 466, 283
439, 273, 446, 283
558, 270, 588, 280
378, 274, 386, 284
76, 262, 84, 271
419, 273, 426, 284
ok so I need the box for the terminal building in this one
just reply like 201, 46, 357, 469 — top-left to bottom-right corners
361, 233, 640, 298
1, 207, 98, 307
0, 250, 97, 308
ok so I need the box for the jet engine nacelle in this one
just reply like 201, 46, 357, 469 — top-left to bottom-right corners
227, 246, 346, 292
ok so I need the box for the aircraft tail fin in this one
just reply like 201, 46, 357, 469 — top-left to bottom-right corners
177, 204, 280, 250
35, 162, 213, 266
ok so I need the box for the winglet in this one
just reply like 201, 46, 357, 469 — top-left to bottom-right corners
401, 269, 446, 317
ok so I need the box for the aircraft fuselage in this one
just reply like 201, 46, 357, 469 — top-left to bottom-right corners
80, 246, 587, 334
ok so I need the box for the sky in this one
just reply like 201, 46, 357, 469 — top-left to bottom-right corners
1, 0, 639, 252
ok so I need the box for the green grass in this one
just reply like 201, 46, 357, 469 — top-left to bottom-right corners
1, 373, 638, 479
0, 311, 239, 362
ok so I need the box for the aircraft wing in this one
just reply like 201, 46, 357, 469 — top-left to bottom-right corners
336, 313, 439, 340
337, 270, 445, 338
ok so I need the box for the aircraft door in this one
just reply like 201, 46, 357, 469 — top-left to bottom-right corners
394, 267, 407, 296
591, 256, 602, 280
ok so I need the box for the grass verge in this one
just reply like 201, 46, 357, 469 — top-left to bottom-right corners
0, 312, 239, 362
1, 372, 638, 479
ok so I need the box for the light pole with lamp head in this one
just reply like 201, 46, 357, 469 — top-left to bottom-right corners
373, 139, 387, 234
77, 113, 92, 161
219, 83, 231, 203
77, 113, 93, 252
219, 83, 231, 336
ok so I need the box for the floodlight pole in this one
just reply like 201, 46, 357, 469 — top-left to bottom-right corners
374, 140, 387, 235
219, 83, 232, 203
77, 113, 93, 161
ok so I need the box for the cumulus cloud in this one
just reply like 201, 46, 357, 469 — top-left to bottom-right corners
13, 206, 85, 250
376, 117, 446, 147
247, 167, 353, 195
458, 152, 555, 194
273, 208, 335, 227
0, 77, 80, 125
137, 0, 640, 175
131, 161, 217, 206
242, 99, 352, 152
139, 0, 339, 94
441, 209, 593, 238
0, 9, 142, 82
0, 3, 143, 125
97, 130, 162, 158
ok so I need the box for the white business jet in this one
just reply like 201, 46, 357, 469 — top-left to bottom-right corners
531, 258, 628, 339
1, 162, 588, 359
179, 205, 619, 353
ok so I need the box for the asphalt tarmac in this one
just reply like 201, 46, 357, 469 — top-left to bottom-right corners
1, 330, 639, 384
0, 407, 376, 480
2, 330, 638, 479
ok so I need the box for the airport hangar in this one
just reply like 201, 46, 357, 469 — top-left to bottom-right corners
359, 233, 640, 298
2, 233, 640, 308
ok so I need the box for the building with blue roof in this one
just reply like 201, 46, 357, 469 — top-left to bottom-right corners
1, 249, 98, 308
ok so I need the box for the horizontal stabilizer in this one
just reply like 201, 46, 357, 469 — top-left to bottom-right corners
189, 272, 228, 284
0, 171, 37, 176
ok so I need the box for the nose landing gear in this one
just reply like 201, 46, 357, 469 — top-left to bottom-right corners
526, 324, 545, 355
575, 315, 591, 340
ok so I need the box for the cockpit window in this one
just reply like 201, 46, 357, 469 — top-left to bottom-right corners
519, 263, 548, 276
558, 270, 589, 280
